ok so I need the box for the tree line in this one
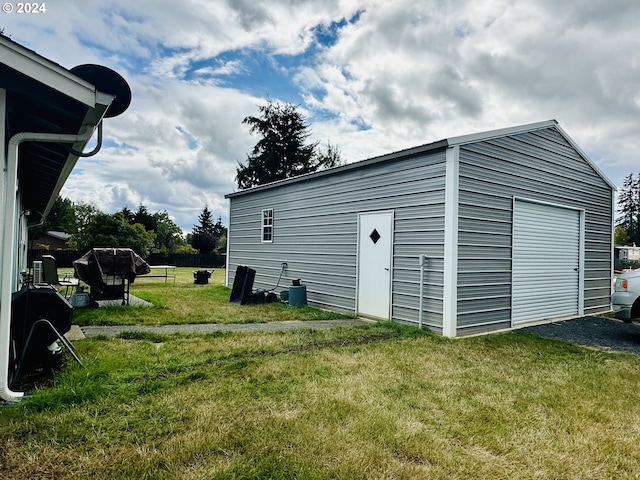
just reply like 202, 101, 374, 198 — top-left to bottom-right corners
30, 199, 226, 257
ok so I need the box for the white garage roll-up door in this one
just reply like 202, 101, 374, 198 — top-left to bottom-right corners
512, 200, 582, 325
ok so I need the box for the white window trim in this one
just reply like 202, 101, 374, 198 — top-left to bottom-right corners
261, 208, 274, 243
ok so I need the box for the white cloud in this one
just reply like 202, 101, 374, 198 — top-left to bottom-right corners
3, 0, 639, 230
300, 0, 640, 183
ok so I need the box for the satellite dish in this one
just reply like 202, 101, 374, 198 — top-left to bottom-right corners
70, 64, 132, 118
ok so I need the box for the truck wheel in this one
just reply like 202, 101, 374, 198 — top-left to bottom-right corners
631, 299, 640, 321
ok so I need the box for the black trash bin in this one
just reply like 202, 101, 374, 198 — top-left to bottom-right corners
193, 270, 212, 285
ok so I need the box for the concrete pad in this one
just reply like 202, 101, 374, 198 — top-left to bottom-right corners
65, 324, 85, 340
96, 294, 153, 307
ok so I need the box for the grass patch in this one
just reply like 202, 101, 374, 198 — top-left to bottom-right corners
72, 268, 354, 326
2, 322, 640, 479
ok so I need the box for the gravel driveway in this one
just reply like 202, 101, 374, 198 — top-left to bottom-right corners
521, 316, 640, 355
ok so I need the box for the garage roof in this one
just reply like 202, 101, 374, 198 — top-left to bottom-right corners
0, 35, 113, 220
226, 119, 616, 198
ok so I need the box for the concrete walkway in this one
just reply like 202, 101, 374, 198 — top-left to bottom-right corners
76, 319, 373, 339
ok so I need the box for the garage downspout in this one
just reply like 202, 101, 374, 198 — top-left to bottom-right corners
1, 126, 98, 402
418, 255, 428, 329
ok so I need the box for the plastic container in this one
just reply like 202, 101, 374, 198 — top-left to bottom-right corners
288, 285, 307, 306
70, 286, 91, 308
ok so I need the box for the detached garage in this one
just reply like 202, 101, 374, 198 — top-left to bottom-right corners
225, 120, 615, 337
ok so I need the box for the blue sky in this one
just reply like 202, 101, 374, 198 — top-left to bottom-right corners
2, 0, 639, 232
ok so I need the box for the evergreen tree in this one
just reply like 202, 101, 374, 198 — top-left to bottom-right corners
193, 206, 215, 235
316, 141, 344, 169
236, 101, 342, 189
191, 206, 218, 254
118, 206, 135, 224
617, 173, 640, 245
133, 205, 156, 232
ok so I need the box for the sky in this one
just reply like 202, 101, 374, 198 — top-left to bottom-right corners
2, 0, 639, 232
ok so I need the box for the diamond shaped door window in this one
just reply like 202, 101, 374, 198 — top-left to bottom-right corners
369, 228, 381, 245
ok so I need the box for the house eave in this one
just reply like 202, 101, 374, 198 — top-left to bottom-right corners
0, 35, 97, 108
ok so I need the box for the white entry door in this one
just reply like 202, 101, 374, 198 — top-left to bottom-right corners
357, 211, 394, 319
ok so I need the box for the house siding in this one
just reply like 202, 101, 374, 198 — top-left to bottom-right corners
455, 128, 613, 335
227, 149, 447, 324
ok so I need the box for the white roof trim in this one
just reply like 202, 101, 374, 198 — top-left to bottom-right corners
0, 35, 96, 107
446, 120, 558, 146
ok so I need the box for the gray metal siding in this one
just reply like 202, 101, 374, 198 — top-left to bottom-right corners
227, 124, 612, 336
227, 151, 447, 320
456, 128, 613, 334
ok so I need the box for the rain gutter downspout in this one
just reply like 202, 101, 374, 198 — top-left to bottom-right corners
0, 126, 97, 402
418, 255, 428, 329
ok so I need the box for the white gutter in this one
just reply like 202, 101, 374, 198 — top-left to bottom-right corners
0, 126, 96, 402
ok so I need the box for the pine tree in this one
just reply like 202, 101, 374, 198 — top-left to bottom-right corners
617, 173, 640, 245
236, 101, 342, 189
191, 206, 218, 254
193, 206, 215, 236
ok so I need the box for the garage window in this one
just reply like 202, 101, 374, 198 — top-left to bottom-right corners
262, 209, 273, 242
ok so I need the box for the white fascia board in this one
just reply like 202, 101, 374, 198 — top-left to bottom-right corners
447, 120, 558, 146
0, 36, 96, 107
41, 97, 113, 218
442, 145, 460, 338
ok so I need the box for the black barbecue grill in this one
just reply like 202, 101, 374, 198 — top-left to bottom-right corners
73, 248, 150, 305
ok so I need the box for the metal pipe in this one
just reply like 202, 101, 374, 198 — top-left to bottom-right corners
418, 255, 427, 329
0, 126, 95, 402
67, 121, 103, 157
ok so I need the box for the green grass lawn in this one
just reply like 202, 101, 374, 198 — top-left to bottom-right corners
2, 270, 640, 479
71, 268, 354, 326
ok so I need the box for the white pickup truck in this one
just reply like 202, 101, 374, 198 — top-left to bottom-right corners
612, 269, 640, 322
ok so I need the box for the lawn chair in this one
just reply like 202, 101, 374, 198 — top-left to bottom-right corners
41, 255, 79, 297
